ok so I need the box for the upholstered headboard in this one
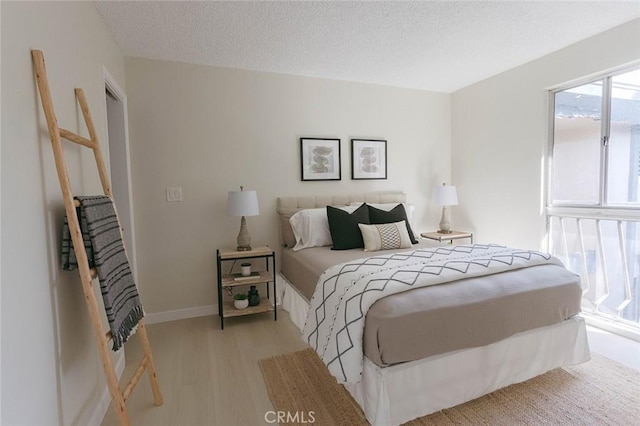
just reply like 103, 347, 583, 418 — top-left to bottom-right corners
276, 192, 407, 248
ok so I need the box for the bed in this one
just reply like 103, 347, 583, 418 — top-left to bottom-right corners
276, 192, 590, 426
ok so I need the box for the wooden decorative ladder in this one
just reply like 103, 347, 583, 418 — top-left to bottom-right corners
31, 50, 163, 425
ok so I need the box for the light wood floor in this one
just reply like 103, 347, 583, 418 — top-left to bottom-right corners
101, 312, 307, 426
101, 311, 640, 425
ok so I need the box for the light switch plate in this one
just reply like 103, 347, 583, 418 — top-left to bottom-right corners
166, 187, 183, 202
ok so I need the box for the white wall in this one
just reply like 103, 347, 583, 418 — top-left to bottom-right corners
124, 58, 451, 315
1, 2, 125, 424
451, 19, 640, 250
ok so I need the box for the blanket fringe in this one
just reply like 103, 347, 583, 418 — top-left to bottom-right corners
112, 305, 144, 351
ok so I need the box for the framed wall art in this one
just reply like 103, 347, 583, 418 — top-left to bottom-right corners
351, 139, 387, 180
300, 138, 341, 181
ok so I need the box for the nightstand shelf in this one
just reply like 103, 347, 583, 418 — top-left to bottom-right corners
222, 297, 274, 318
219, 246, 274, 260
421, 231, 473, 244
221, 271, 275, 287
216, 246, 276, 329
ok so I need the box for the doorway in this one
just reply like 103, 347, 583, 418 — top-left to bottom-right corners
104, 73, 138, 279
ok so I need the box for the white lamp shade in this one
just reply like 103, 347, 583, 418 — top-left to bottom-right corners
433, 184, 458, 206
227, 190, 259, 217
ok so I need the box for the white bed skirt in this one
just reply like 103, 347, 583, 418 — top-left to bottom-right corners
279, 273, 309, 329
278, 274, 590, 426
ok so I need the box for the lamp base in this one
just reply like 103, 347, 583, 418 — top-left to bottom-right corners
438, 206, 452, 234
236, 216, 252, 252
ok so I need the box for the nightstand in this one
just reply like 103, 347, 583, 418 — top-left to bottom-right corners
216, 246, 276, 330
421, 231, 474, 244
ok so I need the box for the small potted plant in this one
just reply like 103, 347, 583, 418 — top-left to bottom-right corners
233, 292, 249, 310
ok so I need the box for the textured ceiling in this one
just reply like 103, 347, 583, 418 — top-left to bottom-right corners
94, 1, 640, 93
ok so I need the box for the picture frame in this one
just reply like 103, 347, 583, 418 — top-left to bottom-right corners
351, 139, 387, 180
300, 138, 341, 181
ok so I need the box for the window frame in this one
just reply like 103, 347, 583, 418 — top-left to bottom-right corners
547, 64, 640, 211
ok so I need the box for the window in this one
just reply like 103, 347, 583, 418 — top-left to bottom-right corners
550, 68, 640, 207
608, 70, 640, 205
548, 66, 640, 334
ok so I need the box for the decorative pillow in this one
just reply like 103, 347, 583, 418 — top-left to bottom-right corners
327, 204, 370, 250
358, 221, 413, 252
367, 204, 418, 244
350, 202, 415, 222
289, 208, 333, 251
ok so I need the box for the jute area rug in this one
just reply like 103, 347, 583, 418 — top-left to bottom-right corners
259, 348, 640, 425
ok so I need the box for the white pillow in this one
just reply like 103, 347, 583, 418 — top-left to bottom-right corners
289, 206, 358, 251
358, 221, 413, 252
289, 208, 331, 251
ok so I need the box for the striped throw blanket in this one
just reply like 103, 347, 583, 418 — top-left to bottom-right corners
61, 196, 143, 351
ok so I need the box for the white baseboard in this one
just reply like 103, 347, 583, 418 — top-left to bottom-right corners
144, 304, 217, 324
88, 351, 126, 426
584, 313, 640, 342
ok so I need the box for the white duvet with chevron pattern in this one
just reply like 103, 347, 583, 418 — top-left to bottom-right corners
302, 244, 560, 384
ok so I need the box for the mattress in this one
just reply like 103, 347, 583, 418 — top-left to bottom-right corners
281, 244, 582, 367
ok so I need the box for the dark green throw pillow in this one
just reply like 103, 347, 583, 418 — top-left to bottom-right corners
326, 204, 370, 250
367, 204, 418, 244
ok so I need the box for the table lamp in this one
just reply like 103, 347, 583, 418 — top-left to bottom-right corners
433, 182, 458, 234
227, 186, 259, 251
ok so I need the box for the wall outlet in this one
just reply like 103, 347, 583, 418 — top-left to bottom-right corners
166, 187, 183, 202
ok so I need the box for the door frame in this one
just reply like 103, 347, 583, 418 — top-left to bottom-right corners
103, 68, 139, 282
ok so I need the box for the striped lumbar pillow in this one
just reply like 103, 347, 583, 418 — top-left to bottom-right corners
358, 221, 412, 252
